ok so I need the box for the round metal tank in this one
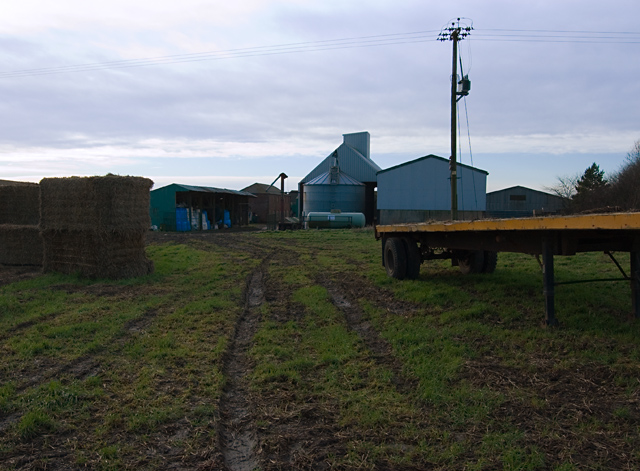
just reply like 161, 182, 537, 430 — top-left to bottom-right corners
303, 170, 365, 214
306, 212, 366, 229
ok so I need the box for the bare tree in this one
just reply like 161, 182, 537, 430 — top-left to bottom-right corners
544, 173, 578, 210
607, 140, 640, 210
627, 139, 640, 163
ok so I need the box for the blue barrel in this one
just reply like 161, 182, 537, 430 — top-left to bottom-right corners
176, 208, 191, 231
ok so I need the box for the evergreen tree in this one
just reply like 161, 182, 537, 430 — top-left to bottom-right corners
575, 162, 607, 196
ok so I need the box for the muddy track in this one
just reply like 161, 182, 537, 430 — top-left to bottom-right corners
0, 265, 41, 288
218, 260, 268, 471
0, 306, 163, 445
0, 311, 63, 344
318, 274, 419, 395
6, 307, 161, 395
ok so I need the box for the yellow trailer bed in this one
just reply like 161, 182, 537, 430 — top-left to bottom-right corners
376, 212, 640, 234
375, 212, 640, 325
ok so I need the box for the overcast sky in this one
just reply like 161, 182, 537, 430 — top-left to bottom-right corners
0, 0, 638, 192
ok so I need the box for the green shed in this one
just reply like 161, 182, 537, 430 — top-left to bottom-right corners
150, 183, 254, 231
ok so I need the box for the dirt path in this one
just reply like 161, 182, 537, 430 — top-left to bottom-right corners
218, 263, 267, 471
319, 275, 419, 395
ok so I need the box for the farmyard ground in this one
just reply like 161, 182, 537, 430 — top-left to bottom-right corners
1, 228, 639, 470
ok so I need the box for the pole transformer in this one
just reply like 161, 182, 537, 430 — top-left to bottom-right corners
439, 18, 472, 220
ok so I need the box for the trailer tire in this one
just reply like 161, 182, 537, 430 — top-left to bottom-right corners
403, 238, 421, 280
384, 237, 407, 279
482, 251, 498, 274
458, 250, 484, 275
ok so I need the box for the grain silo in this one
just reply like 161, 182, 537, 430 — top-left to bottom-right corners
303, 152, 366, 228
298, 131, 381, 224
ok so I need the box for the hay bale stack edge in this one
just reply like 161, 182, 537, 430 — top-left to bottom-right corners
0, 182, 42, 266
0, 183, 40, 226
40, 175, 154, 279
40, 176, 152, 232
0, 225, 43, 266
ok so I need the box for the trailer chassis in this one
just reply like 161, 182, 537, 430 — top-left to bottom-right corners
375, 213, 640, 326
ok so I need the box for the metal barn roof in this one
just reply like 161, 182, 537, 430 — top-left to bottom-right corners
378, 154, 488, 175
301, 141, 381, 184
241, 183, 282, 195
486, 185, 559, 197
305, 170, 363, 186
153, 183, 255, 197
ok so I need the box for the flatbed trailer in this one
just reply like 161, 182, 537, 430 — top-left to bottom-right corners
374, 212, 640, 325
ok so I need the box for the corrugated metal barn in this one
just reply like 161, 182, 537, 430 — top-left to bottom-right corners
377, 155, 488, 224
486, 186, 567, 218
242, 182, 292, 224
150, 183, 254, 231
298, 131, 381, 224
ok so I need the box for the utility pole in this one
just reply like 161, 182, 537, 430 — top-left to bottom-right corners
439, 18, 472, 220
279, 172, 288, 228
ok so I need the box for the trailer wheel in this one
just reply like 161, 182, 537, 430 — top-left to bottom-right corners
458, 250, 484, 275
482, 251, 498, 274
403, 238, 421, 280
384, 237, 407, 279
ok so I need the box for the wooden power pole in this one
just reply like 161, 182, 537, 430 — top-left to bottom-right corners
439, 18, 472, 220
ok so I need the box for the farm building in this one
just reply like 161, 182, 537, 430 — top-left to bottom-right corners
486, 185, 567, 218
377, 155, 488, 224
150, 183, 254, 231
242, 182, 292, 224
298, 131, 381, 225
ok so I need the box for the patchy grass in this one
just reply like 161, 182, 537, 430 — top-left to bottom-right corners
1, 228, 639, 470
0, 240, 252, 469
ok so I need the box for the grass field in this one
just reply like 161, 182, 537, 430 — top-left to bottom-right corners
1, 228, 639, 470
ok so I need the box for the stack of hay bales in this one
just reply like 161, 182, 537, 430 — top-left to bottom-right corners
0, 183, 43, 265
40, 175, 154, 279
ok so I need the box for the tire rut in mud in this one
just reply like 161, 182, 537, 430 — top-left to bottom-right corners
252, 248, 345, 470
0, 307, 168, 471
218, 262, 267, 471
318, 274, 418, 395
9, 307, 161, 394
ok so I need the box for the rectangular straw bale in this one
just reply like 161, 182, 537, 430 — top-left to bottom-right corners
0, 183, 40, 225
42, 229, 153, 279
0, 225, 43, 266
40, 175, 153, 232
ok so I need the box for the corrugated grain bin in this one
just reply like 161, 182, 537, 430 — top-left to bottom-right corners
303, 169, 365, 214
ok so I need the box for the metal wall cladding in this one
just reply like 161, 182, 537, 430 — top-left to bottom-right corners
486, 186, 566, 214
342, 132, 370, 159
377, 155, 487, 212
304, 184, 366, 214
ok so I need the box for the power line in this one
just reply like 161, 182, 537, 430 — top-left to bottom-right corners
1, 27, 638, 79
483, 28, 640, 35
474, 36, 640, 44
474, 28, 640, 43
0, 30, 441, 79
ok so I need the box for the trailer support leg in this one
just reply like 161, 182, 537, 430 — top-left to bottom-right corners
632, 251, 640, 319
542, 239, 558, 326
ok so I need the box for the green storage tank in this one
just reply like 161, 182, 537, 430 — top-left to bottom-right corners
305, 212, 366, 229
